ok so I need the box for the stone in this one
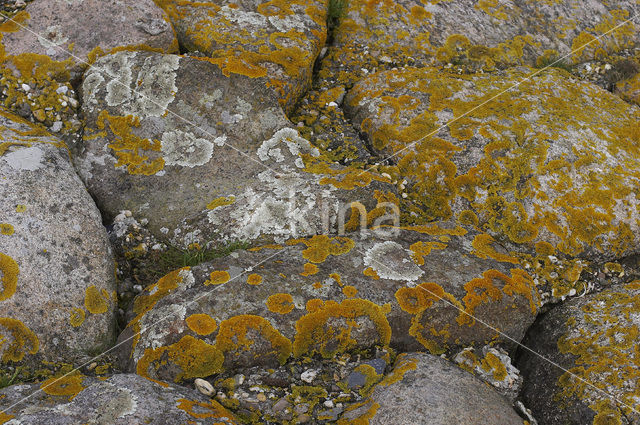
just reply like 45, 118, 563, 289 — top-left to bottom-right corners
154, 0, 327, 112
338, 352, 524, 424
0, 0, 178, 82
115, 225, 539, 384
321, 0, 640, 87
345, 66, 640, 263
0, 109, 116, 373
617, 72, 640, 106
77, 50, 388, 248
0, 373, 237, 424
518, 281, 640, 424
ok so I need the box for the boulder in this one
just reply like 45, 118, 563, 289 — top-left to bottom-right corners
345, 66, 640, 262
0, 109, 116, 373
77, 50, 387, 248
154, 0, 327, 112
518, 281, 640, 425
338, 352, 524, 425
116, 226, 539, 384
0, 373, 237, 424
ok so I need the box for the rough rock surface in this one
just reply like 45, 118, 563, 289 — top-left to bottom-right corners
0, 373, 237, 424
0, 110, 116, 372
0, 0, 178, 81
518, 280, 640, 425
338, 352, 524, 424
345, 66, 640, 262
155, 0, 327, 112
116, 226, 539, 384
322, 0, 640, 87
77, 50, 387, 247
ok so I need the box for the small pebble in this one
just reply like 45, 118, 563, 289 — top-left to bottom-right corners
194, 378, 214, 396
257, 393, 267, 402
56, 85, 68, 95
51, 121, 63, 132
21, 83, 30, 92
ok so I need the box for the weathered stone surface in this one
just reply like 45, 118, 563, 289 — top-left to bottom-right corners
0, 373, 237, 424
617, 71, 640, 106
518, 281, 640, 425
0, 110, 116, 372
338, 352, 524, 424
116, 226, 539, 384
155, 0, 327, 112
0, 0, 178, 82
77, 50, 387, 248
322, 0, 639, 87
345, 66, 640, 262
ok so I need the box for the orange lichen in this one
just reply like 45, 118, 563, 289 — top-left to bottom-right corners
247, 273, 263, 285
0, 317, 39, 362
471, 233, 519, 264
40, 373, 86, 401
306, 298, 324, 313
287, 235, 355, 263
186, 313, 218, 336
379, 355, 417, 386
215, 315, 291, 366
137, 335, 224, 385
395, 282, 458, 315
204, 270, 230, 285
300, 263, 319, 276
343, 285, 358, 298
0, 252, 18, 301
69, 308, 85, 328
266, 293, 295, 315
0, 224, 13, 235
337, 400, 380, 425
84, 285, 109, 314
293, 299, 392, 358
363, 267, 379, 279
248, 244, 283, 252
176, 398, 238, 421
409, 241, 447, 265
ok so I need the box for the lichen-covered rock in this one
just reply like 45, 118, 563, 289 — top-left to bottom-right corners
337, 352, 524, 424
77, 50, 387, 247
116, 225, 539, 385
322, 0, 639, 87
0, 0, 178, 81
0, 110, 116, 373
518, 281, 640, 425
617, 72, 640, 106
345, 66, 640, 262
154, 0, 327, 112
0, 373, 237, 424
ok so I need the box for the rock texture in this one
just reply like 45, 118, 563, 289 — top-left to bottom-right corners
338, 352, 524, 425
345, 66, 640, 262
0, 109, 116, 372
116, 226, 539, 385
77, 50, 386, 247
155, 0, 327, 112
0, 373, 237, 424
518, 280, 640, 425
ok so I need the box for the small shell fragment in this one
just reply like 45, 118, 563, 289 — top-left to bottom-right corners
194, 378, 214, 396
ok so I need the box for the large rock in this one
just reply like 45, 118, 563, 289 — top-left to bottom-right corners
321, 0, 640, 86
345, 66, 640, 262
155, 0, 327, 112
0, 110, 116, 373
518, 281, 640, 425
116, 226, 539, 384
0, 373, 237, 424
338, 352, 524, 424
77, 50, 386, 247
0, 0, 178, 82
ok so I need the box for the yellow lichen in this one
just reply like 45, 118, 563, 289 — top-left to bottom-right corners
204, 270, 230, 286
69, 308, 85, 328
293, 299, 391, 358
0, 224, 14, 236
471, 233, 519, 264
247, 273, 263, 285
40, 373, 85, 401
176, 398, 237, 421
0, 317, 39, 362
186, 313, 218, 336
300, 263, 319, 276
287, 235, 355, 263
84, 285, 109, 314
266, 293, 295, 315
343, 285, 358, 298
206, 196, 235, 210
215, 315, 291, 366
14, 205, 26, 213
0, 252, 18, 301
363, 267, 379, 279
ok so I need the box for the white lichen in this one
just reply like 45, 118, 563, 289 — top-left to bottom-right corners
363, 241, 424, 282
161, 130, 214, 167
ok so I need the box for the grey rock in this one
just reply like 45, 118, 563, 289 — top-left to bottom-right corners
0, 109, 116, 372
339, 352, 524, 424
0, 373, 237, 424
518, 282, 640, 424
